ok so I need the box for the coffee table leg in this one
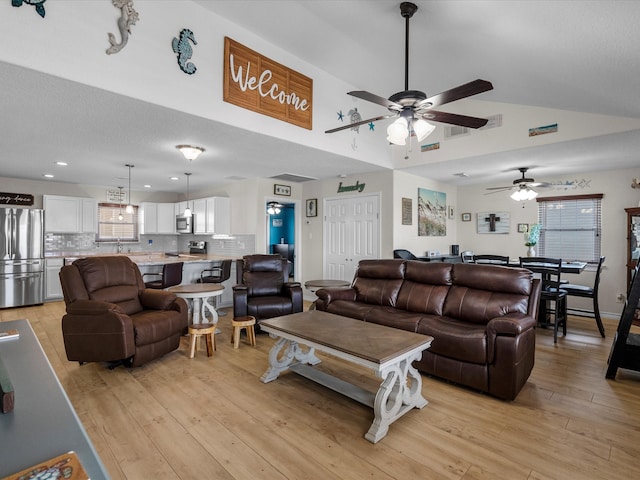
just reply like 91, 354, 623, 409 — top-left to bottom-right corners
365, 351, 427, 443
261, 337, 321, 383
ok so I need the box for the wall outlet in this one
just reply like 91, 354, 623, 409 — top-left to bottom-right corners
616, 293, 626, 303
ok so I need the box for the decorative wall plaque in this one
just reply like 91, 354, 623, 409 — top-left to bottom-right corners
106, 0, 139, 55
0, 192, 34, 206
477, 211, 510, 234
223, 37, 313, 130
402, 198, 412, 225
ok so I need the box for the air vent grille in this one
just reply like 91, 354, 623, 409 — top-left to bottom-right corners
269, 173, 317, 183
444, 114, 502, 139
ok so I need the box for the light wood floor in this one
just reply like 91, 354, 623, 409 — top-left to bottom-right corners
2, 301, 640, 480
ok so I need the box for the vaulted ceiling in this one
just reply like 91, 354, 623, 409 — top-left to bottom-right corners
1, 1, 639, 193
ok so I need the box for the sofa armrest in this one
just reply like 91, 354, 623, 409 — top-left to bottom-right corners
486, 313, 536, 362
140, 289, 179, 310
316, 287, 357, 303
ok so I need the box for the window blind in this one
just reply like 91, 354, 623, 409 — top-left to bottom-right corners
96, 203, 139, 242
537, 194, 602, 263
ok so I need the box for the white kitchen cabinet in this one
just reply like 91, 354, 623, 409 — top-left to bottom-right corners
45, 258, 64, 301
43, 195, 96, 233
192, 198, 207, 234
141, 202, 175, 234
205, 197, 231, 234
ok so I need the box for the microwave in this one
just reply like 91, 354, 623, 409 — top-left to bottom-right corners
175, 215, 194, 234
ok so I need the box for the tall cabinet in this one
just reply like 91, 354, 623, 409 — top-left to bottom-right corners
626, 207, 640, 289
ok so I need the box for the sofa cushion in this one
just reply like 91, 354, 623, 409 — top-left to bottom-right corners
396, 262, 452, 315
365, 306, 424, 332
326, 300, 374, 320
131, 309, 186, 346
352, 259, 405, 307
416, 316, 488, 364
443, 264, 532, 324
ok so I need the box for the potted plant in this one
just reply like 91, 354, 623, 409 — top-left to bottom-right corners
524, 223, 541, 256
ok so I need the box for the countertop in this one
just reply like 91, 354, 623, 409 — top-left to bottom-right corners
46, 251, 237, 266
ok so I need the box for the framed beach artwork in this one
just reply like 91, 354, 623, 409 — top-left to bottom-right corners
418, 188, 446, 236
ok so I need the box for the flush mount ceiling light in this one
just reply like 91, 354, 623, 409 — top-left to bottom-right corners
183, 172, 192, 217
125, 163, 134, 214
176, 144, 205, 161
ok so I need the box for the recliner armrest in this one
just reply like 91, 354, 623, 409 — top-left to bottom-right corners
66, 299, 122, 316
486, 313, 536, 362
140, 289, 179, 310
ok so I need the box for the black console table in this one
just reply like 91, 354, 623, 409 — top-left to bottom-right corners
0, 319, 109, 479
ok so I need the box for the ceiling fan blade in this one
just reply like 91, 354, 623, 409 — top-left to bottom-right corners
416, 79, 493, 110
484, 189, 512, 195
420, 110, 489, 129
348, 91, 403, 111
485, 186, 513, 191
324, 114, 396, 134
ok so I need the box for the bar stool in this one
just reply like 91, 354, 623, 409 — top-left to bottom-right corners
231, 316, 256, 349
188, 323, 216, 358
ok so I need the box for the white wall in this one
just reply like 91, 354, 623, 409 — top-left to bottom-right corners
458, 166, 640, 318
392, 170, 459, 257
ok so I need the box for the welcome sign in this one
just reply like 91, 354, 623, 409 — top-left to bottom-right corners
223, 37, 313, 130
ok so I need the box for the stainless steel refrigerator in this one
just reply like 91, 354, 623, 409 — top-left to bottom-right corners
1, 208, 44, 308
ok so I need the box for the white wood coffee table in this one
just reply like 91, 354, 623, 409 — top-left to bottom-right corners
259, 310, 433, 443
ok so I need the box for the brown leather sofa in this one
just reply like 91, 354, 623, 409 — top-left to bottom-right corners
314, 259, 541, 400
59, 256, 188, 368
233, 254, 303, 329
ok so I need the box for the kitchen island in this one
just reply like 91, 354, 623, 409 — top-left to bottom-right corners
45, 252, 239, 307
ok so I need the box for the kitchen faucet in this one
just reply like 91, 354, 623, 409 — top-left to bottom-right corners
116, 238, 123, 253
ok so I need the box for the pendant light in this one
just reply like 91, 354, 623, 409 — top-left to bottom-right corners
117, 186, 124, 221
176, 145, 205, 161
183, 173, 192, 217
125, 164, 134, 214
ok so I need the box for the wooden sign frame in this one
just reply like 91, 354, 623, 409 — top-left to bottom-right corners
223, 37, 313, 130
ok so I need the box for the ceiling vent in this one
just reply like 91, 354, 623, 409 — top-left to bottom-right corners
269, 173, 317, 183
444, 114, 502, 139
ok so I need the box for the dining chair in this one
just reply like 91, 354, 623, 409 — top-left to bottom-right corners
143, 262, 184, 289
393, 249, 419, 260
196, 259, 233, 314
561, 256, 606, 337
473, 254, 510, 265
520, 257, 567, 343
460, 251, 475, 263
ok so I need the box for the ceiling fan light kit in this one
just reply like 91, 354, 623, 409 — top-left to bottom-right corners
510, 187, 538, 201
325, 2, 493, 146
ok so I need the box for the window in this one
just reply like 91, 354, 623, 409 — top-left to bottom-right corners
96, 203, 139, 242
537, 194, 602, 263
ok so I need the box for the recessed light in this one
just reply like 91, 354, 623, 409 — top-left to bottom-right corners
55, 161, 68, 166
43, 174, 54, 178
144, 184, 151, 188
170, 177, 179, 181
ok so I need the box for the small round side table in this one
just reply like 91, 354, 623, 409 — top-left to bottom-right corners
188, 323, 216, 358
231, 316, 256, 349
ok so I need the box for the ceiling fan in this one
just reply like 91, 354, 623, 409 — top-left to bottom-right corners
325, 2, 493, 145
485, 167, 553, 200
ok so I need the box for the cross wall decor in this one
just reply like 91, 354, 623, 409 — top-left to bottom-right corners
477, 211, 510, 234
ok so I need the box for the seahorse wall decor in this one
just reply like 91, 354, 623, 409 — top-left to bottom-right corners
172, 29, 198, 75
11, 0, 47, 18
106, 0, 139, 55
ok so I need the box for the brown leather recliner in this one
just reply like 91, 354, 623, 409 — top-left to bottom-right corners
233, 254, 303, 328
59, 256, 188, 368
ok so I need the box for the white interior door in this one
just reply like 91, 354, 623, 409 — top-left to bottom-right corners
324, 194, 380, 281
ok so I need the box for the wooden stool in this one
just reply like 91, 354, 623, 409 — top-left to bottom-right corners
188, 323, 216, 358
231, 316, 256, 349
